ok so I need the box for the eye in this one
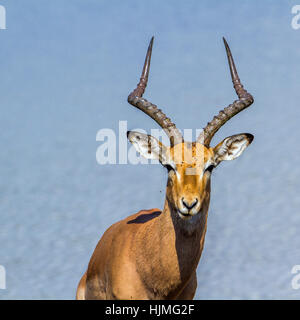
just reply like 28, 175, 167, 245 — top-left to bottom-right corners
205, 164, 215, 173
165, 164, 175, 172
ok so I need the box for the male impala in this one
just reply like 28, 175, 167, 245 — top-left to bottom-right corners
76, 37, 254, 300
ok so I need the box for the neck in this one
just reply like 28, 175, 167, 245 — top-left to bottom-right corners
158, 196, 209, 293
163, 196, 209, 263
135, 192, 210, 298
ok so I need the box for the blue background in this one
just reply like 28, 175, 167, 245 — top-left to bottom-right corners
0, 0, 300, 299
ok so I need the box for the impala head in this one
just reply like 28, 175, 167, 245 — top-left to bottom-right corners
127, 37, 254, 220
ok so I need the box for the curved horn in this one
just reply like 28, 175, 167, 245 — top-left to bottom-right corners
127, 37, 183, 146
197, 37, 254, 147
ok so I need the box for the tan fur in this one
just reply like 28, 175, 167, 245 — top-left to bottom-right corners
77, 37, 254, 300
77, 136, 252, 300
77, 143, 214, 300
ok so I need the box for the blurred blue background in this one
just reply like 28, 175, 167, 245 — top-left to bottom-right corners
0, 0, 300, 299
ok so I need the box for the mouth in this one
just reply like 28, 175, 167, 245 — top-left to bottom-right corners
177, 210, 199, 220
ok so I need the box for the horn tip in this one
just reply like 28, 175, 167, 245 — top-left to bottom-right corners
223, 37, 229, 48
149, 36, 154, 47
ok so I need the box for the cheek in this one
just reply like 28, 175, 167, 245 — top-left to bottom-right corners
167, 171, 174, 187
167, 174, 180, 200
201, 174, 211, 195
191, 174, 208, 198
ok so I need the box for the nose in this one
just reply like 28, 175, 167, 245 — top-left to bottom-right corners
181, 198, 198, 210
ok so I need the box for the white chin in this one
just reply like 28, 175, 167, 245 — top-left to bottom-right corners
177, 211, 193, 220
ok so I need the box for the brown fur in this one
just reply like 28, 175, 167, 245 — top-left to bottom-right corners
77, 137, 252, 300
77, 37, 254, 300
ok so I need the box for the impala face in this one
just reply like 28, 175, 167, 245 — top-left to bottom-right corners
126, 36, 254, 220
166, 142, 214, 219
128, 132, 253, 220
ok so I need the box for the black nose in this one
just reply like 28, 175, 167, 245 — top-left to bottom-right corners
182, 198, 198, 210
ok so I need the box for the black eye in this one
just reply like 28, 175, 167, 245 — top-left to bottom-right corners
205, 165, 214, 173
165, 164, 174, 172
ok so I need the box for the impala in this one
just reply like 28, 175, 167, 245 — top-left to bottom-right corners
76, 37, 254, 300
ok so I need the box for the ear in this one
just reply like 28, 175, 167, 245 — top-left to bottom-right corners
127, 131, 169, 164
213, 133, 254, 165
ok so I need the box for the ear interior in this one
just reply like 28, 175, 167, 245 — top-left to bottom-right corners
127, 131, 168, 163
214, 133, 253, 164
